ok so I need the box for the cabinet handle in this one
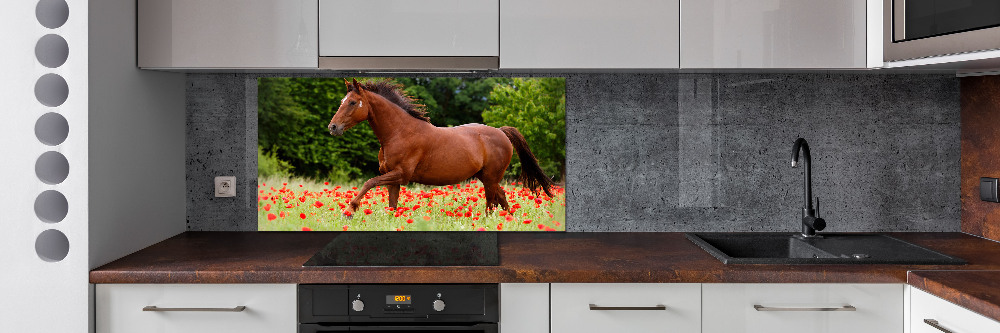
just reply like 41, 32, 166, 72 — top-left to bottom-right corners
589, 304, 667, 311
143, 306, 247, 312
924, 319, 955, 333
753, 305, 856, 312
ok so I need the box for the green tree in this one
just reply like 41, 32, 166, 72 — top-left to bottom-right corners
258, 77, 380, 181
482, 78, 566, 181
396, 77, 513, 126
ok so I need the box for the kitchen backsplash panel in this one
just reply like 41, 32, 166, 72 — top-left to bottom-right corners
187, 73, 960, 232
960, 75, 1000, 241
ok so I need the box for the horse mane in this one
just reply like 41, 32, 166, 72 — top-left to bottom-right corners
358, 80, 430, 122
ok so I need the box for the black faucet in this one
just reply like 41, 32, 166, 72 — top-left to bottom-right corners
791, 138, 825, 238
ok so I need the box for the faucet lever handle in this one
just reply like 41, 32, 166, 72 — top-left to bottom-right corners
815, 197, 820, 218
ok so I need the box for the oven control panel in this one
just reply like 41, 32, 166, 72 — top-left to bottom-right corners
299, 284, 498, 323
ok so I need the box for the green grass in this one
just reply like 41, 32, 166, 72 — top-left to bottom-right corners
257, 176, 566, 232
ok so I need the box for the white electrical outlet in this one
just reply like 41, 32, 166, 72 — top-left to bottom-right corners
215, 176, 236, 197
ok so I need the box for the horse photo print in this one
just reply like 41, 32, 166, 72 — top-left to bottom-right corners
257, 77, 566, 231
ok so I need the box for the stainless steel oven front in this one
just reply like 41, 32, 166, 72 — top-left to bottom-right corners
299, 284, 499, 333
884, 0, 1000, 61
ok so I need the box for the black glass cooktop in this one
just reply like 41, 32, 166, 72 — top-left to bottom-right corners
303, 232, 499, 266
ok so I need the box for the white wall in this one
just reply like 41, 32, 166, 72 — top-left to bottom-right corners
88, 0, 187, 270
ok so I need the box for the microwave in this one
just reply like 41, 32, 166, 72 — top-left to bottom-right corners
884, 0, 1000, 62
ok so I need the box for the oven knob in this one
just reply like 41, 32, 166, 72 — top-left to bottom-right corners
432, 299, 446, 312
352, 299, 365, 312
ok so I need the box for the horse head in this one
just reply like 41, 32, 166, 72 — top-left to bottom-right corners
328, 78, 370, 136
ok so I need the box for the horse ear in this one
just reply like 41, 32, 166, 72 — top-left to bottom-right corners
352, 78, 363, 93
344, 79, 352, 92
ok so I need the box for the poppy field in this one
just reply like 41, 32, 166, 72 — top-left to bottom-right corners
257, 176, 566, 232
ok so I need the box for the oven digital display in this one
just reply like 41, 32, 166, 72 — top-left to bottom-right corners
386, 295, 412, 304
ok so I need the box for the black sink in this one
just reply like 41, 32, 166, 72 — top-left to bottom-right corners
686, 233, 966, 265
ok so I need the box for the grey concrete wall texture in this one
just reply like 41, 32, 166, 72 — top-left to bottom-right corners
186, 73, 960, 232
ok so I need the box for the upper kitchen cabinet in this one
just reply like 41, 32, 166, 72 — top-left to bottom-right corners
318, 0, 500, 70
681, 0, 880, 69
138, 0, 318, 69
500, 0, 680, 69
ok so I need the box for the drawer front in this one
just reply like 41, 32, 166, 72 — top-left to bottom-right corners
550, 283, 701, 333
319, 0, 499, 57
96, 284, 296, 333
911, 288, 1000, 333
702, 283, 903, 333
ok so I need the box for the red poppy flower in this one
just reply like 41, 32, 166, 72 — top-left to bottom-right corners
523, 219, 532, 224
263, 204, 271, 211
267, 213, 277, 221
364, 209, 373, 215
299, 213, 306, 219
476, 227, 487, 231
302, 227, 312, 231
343, 210, 353, 217
313, 201, 324, 208
342, 226, 349, 231
406, 219, 414, 224
324, 182, 330, 185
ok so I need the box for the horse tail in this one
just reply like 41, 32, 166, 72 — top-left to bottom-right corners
500, 126, 554, 198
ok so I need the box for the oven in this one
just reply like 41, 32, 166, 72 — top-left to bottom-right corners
299, 284, 498, 333
885, 0, 1000, 61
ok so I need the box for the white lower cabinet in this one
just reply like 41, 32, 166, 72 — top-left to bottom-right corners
702, 283, 903, 333
95, 284, 297, 333
500, 283, 549, 333
550, 283, 701, 333
910, 287, 1000, 333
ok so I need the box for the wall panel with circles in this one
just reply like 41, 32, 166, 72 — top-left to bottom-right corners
3, 0, 88, 330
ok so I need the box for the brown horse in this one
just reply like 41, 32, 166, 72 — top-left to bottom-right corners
327, 79, 554, 216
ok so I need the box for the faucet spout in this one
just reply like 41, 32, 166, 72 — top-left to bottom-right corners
791, 138, 825, 237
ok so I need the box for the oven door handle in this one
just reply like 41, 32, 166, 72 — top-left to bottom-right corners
345, 324, 498, 332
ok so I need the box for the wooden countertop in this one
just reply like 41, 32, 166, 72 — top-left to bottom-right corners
90, 231, 1000, 284
90, 232, 1000, 322
908, 270, 1000, 323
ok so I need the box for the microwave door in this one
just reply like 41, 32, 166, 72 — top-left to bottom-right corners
896, 0, 1000, 42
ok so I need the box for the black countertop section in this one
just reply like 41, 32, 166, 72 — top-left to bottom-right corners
303, 232, 498, 267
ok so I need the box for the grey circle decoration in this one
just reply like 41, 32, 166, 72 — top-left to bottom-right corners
35, 229, 69, 262
34, 73, 69, 107
35, 151, 69, 184
35, 34, 69, 68
35, 112, 69, 146
36, 0, 69, 29
34, 190, 69, 223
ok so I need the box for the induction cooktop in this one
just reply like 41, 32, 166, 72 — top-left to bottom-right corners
303, 232, 499, 266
